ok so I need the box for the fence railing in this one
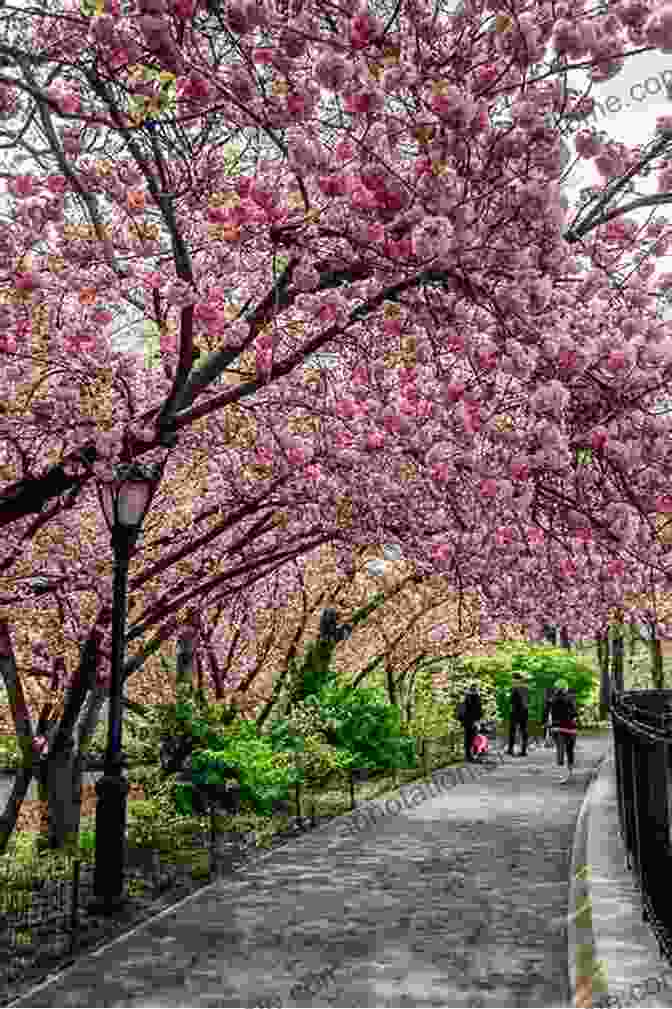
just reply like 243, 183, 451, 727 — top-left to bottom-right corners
610, 689, 672, 967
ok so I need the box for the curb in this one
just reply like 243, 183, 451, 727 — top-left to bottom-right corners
586, 752, 672, 1009
567, 750, 610, 1009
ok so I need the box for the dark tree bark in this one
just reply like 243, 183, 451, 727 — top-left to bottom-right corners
596, 628, 610, 719
611, 617, 625, 694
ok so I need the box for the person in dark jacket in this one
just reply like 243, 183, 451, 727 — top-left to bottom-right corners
542, 689, 555, 747
550, 678, 577, 783
508, 674, 529, 756
461, 684, 483, 763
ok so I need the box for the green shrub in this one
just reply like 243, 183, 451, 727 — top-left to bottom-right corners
293, 734, 355, 787
175, 719, 300, 818
0, 734, 21, 768
406, 659, 483, 739
78, 708, 161, 764
435, 641, 596, 724
316, 684, 417, 771
501, 645, 596, 721
429, 658, 499, 730
125, 798, 209, 851
130, 686, 238, 755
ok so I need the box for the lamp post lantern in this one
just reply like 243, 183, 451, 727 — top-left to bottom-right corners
90, 460, 163, 913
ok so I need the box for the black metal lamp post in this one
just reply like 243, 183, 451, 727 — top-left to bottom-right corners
90, 460, 163, 913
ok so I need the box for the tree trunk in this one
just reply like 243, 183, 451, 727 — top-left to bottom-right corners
39, 683, 109, 851
38, 738, 79, 851
629, 618, 639, 659
385, 656, 397, 707
0, 621, 39, 855
195, 645, 205, 700
651, 635, 664, 690
611, 621, 625, 694
176, 631, 196, 690
206, 641, 225, 699
0, 763, 36, 855
559, 626, 571, 650
404, 664, 419, 725
597, 628, 610, 719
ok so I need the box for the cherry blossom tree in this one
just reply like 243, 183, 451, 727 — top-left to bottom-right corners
0, 0, 669, 570
1, 0, 672, 850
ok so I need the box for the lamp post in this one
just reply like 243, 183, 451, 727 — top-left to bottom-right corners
90, 460, 163, 913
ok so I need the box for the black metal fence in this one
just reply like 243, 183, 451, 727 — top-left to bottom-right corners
611, 689, 672, 965
0, 816, 248, 998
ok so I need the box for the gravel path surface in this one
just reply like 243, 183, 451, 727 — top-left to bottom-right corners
5, 734, 610, 1008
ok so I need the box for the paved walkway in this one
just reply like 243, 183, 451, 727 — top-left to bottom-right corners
7, 734, 610, 1008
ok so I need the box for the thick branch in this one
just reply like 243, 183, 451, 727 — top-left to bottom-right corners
564, 133, 672, 243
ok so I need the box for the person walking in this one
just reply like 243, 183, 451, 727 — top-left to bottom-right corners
460, 684, 483, 763
508, 673, 529, 756
542, 688, 555, 747
550, 678, 577, 783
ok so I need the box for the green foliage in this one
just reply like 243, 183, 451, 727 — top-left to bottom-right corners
287, 639, 337, 710
430, 657, 499, 727
127, 765, 186, 822
176, 719, 301, 818
404, 660, 456, 738
472, 643, 597, 721
293, 734, 355, 787
79, 708, 155, 761
283, 591, 388, 716
137, 680, 239, 753
124, 798, 209, 851
316, 684, 417, 770
273, 700, 327, 746
0, 733, 20, 768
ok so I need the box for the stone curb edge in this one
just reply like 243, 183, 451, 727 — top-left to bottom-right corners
568, 749, 611, 1009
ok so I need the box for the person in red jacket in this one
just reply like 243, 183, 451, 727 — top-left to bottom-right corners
550, 679, 577, 784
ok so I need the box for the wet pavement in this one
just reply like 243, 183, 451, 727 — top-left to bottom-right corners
6, 735, 611, 1008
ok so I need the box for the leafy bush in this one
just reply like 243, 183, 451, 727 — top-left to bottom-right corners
501, 645, 596, 721
78, 707, 165, 763
406, 659, 474, 739
175, 719, 301, 818
129, 685, 239, 758
316, 684, 417, 771
0, 734, 20, 768
125, 798, 209, 851
287, 639, 338, 710
293, 734, 355, 787
78, 716, 107, 755
126, 765, 192, 826
436, 641, 597, 724
576, 702, 610, 728
430, 657, 499, 729
267, 701, 325, 756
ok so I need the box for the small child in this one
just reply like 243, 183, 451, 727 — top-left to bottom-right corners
471, 722, 490, 760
